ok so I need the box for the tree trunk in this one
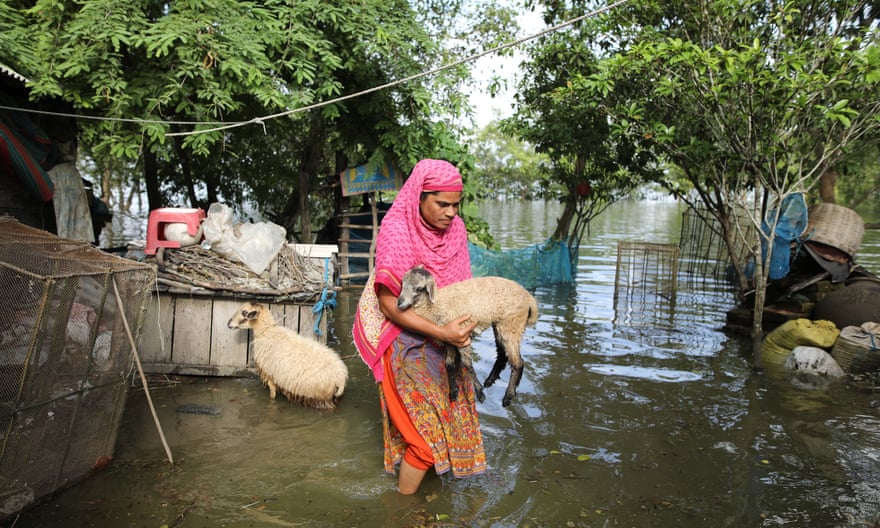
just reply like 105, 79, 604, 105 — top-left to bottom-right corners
717, 210, 748, 297
552, 196, 577, 241
298, 113, 325, 242
750, 186, 768, 346
298, 165, 311, 242
172, 135, 199, 208
818, 169, 837, 203
143, 148, 162, 211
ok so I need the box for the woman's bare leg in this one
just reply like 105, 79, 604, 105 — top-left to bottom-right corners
397, 459, 427, 495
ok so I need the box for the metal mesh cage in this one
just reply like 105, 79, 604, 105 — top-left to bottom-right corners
678, 205, 755, 286
614, 241, 680, 325
0, 216, 155, 519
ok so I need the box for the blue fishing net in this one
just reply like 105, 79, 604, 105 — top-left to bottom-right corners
469, 238, 574, 289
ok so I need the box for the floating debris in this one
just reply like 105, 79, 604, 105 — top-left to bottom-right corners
175, 404, 222, 415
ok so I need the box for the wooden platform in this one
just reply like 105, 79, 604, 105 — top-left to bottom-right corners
139, 292, 329, 377
138, 243, 338, 377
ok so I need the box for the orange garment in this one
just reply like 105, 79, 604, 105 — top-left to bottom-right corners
382, 350, 434, 470
379, 331, 486, 477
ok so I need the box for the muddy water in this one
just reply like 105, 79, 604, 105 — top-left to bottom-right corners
9, 199, 880, 528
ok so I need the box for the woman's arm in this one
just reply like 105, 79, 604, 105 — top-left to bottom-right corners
377, 284, 476, 348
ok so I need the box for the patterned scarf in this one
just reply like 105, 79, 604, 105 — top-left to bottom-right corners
353, 159, 472, 381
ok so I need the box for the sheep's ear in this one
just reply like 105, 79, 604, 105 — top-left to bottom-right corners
426, 280, 435, 304
246, 308, 258, 320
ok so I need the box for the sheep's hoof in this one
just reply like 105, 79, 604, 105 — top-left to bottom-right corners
475, 387, 485, 403
448, 387, 460, 402
502, 393, 514, 407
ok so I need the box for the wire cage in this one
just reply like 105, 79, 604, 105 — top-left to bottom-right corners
678, 205, 755, 287
0, 216, 155, 520
613, 241, 680, 325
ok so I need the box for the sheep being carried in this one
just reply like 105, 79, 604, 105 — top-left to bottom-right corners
227, 302, 348, 409
397, 265, 539, 407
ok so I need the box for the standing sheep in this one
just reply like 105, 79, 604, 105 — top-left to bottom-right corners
227, 302, 348, 409
397, 265, 539, 407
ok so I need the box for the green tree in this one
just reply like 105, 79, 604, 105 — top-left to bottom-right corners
836, 145, 880, 220
503, 24, 659, 262
468, 119, 551, 200
542, 0, 880, 340
3, 0, 517, 240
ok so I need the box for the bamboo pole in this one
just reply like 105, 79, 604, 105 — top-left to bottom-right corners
112, 276, 174, 465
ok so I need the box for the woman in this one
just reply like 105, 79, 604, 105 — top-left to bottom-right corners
353, 159, 486, 495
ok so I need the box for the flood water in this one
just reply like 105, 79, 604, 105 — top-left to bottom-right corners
8, 199, 880, 528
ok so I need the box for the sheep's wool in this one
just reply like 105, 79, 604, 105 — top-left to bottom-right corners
253, 326, 348, 408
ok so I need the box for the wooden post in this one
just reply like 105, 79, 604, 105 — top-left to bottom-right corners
368, 192, 378, 275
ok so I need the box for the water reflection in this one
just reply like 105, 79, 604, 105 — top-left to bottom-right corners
10, 199, 880, 528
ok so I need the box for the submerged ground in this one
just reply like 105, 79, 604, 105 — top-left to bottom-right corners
8, 199, 880, 527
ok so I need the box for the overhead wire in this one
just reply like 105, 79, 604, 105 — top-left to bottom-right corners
0, 0, 627, 138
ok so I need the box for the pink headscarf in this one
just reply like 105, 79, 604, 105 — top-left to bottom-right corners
353, 159, 472, 381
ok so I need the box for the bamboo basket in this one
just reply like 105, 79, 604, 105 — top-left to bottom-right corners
831, 322, 880, 374
805, 203, 865, 257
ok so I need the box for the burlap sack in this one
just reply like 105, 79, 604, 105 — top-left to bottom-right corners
761, 318, 840, 368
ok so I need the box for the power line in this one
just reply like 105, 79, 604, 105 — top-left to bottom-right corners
2, 1, 627, 138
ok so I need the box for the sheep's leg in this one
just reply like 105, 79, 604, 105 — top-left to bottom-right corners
458, 345, 485, 403
483, 325, 508, 388
445, 346, 462, 402
503, 362, 524, 407
267, 379, 278, 401
501, 338, 525, 408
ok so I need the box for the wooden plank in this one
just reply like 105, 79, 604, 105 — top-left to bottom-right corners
292, 244, 338, 258
210, 298, 249, 368
298, 304, 318, 339
340, 221, 351, 283
269, 303, 289, 329
339, 271, 371, 279
140, 294, 174, 363
172, 297, 212, 365
140, 293, 327, 376
310, 306, 330, 339
369, 194, 377, 275
275, 303, 299, 333
340, 211, 374, 218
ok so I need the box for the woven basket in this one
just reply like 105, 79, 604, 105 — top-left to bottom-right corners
831, 322, 880, 374
805, 203, 865, 257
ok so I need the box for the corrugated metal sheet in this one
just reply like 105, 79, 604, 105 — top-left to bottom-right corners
0, 62, 28, 83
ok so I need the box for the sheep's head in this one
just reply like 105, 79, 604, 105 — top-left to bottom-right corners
397, 265, 436, 310
227, 302, 265, 329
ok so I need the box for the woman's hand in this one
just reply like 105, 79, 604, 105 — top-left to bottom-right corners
438, 315, 478, 348
377, 284, 477, 347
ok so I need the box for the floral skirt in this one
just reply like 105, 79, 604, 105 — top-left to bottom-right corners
379, 331, 486, 477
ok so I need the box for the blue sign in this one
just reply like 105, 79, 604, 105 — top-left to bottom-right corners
340, 161, 401, 196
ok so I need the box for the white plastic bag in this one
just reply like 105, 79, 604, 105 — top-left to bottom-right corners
202, 203, 237, 255
201, 203, 286, 275
230, 222, 287, 275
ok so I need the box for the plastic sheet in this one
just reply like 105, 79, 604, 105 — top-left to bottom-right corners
202, 203, 286, 275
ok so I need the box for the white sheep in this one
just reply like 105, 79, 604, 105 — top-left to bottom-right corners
396, 265, 539, 407
227, 302, 348, 409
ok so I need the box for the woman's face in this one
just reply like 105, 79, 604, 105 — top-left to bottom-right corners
419, 191, 462, 230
